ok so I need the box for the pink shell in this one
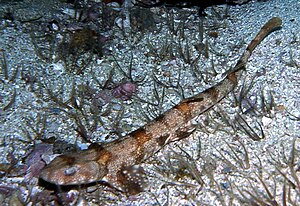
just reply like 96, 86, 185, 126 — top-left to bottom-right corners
111, 82, 137, 100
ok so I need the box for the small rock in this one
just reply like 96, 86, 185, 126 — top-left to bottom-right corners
262, 116, 272, 127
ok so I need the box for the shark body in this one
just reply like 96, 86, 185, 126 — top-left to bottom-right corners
40, 17, 282, 194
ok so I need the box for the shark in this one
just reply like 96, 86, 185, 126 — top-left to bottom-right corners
40, 17, 282, 194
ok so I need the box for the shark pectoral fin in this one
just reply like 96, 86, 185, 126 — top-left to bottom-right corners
102, 165, 148, 195
117, 165, 148, 195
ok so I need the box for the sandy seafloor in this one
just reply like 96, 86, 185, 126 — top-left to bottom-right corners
0, 0, 299, 205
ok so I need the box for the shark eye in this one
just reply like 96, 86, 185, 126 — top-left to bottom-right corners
64, 166, 78, 176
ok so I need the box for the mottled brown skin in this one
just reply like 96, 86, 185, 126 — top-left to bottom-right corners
40, 17, 282, 194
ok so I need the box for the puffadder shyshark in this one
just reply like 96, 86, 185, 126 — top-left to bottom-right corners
40, 17, 282, 194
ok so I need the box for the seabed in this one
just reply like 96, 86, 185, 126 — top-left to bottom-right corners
0, 0, 299, 205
